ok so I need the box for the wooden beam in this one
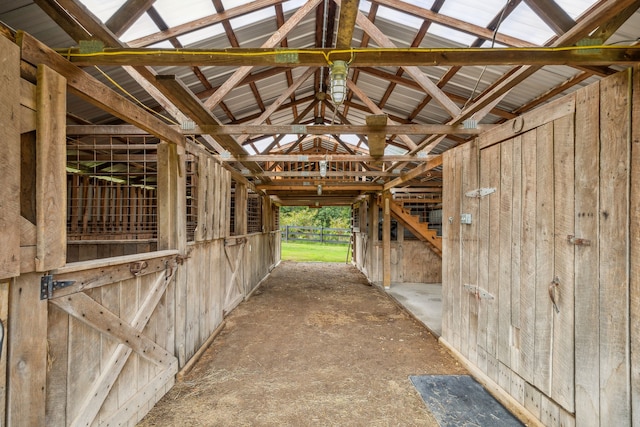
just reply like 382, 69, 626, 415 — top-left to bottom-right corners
106, 0, 157, 37
17, 31, 185, 147
335, 0, 359, 49
236, 67, 316, 144
384, 155, 443, 190
373, 0, 534, 47
0, 35, 20, 280
347, 81, 418, 150
202, 0, 322, 111
58, 45, 640, 67
257, 183, 383, 191
127, 0, 288, 47
35, 64, 67, 271
523, 0, 575, 35
382, 191, 391, 288
216, 154, 436, 162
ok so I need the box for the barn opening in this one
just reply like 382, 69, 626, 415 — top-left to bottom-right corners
1, 1, 640, 426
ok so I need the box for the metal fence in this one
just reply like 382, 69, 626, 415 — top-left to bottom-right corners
282, 226, 351, 244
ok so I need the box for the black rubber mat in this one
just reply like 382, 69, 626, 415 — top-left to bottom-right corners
409, 375, 524, 427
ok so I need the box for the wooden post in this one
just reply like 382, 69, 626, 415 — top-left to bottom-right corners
157, 142, 186, 253
0, 36, 21, 280
35, 64, 67, 271
7, 273, 48, 426
382, 191, 391, 289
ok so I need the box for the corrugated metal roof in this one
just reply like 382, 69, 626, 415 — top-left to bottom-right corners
1, 0, 638, 161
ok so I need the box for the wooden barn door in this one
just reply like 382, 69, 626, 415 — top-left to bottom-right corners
44, 252, 179, 426
223, 238, 246, 315
472, 98, 577, 414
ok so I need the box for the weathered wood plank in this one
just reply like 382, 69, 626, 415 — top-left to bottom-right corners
17, 32, 185, 147
51, 292, 173, 368
7, 273, 48, 426
0, 36, 21, 280
0, 281, 9, 424
498, 139, 513, 367
35, 64, 67, 271
630, 64, 640, 427
441, 149, 453, 343
459, 142, 474, 359
465, 139, 480, 365
478, 97, 575, 149
510, 135, 522, 372
45, 303, 70, 426
574, 81, 601, 427
534, 122, 554, 396
449, 147, 462, 349
551, 113, 575, 412
519, 129, 537, 384
598, 69, 631, 424
382, 192, 391, 288
486, 144, 501, 382
476, 146, 491, 374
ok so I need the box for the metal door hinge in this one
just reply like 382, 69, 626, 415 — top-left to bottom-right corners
463, 284, 494, 300
465, 188, 496, 198
40, 275, 75, 300
567, 235, 591, 246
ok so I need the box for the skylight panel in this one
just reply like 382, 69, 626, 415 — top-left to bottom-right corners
283, 0, 308, 13
376, 5, 423, 31
229, 8, 276, 32
498, 2, 555, 45
177, 24, 226, 47
438, 0, 504, 28
399, 0, 435, 10
427, 23, 477, 46
78, 0, 126, 22
120, 13, 160, 44
554, 0, 598, 19
153, 0, 216, 28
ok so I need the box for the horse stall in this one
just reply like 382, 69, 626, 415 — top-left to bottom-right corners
0, 34, 280, 426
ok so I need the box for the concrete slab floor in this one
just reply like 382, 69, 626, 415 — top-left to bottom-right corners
386, 282, 443, 337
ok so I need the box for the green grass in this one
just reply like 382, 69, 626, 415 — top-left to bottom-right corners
281, 241, 351, 262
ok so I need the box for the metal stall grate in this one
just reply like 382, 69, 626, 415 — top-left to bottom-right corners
66, 136, 158, 240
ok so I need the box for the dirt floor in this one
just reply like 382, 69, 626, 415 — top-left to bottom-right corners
138, 261, 467, 426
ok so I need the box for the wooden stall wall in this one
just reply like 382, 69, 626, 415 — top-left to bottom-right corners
442, 67, 639, 427
353, 196, 442, 285
0, 32, 281, 426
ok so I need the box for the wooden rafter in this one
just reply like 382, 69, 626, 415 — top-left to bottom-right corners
202, 0, 322, 111
105, 0, 156, 37
523, 0, 576, 35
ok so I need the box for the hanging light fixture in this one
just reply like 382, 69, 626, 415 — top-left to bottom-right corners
319, 160, 327, 177
330, 60, 348, 105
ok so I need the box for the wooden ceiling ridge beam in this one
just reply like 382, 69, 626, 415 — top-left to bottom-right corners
17, 31, 184, 148
127, 0, 287, 47
106, 0, 157, 37
343, 0, 461, 118
237, 67, 316, 145
202, 0, 322, 112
